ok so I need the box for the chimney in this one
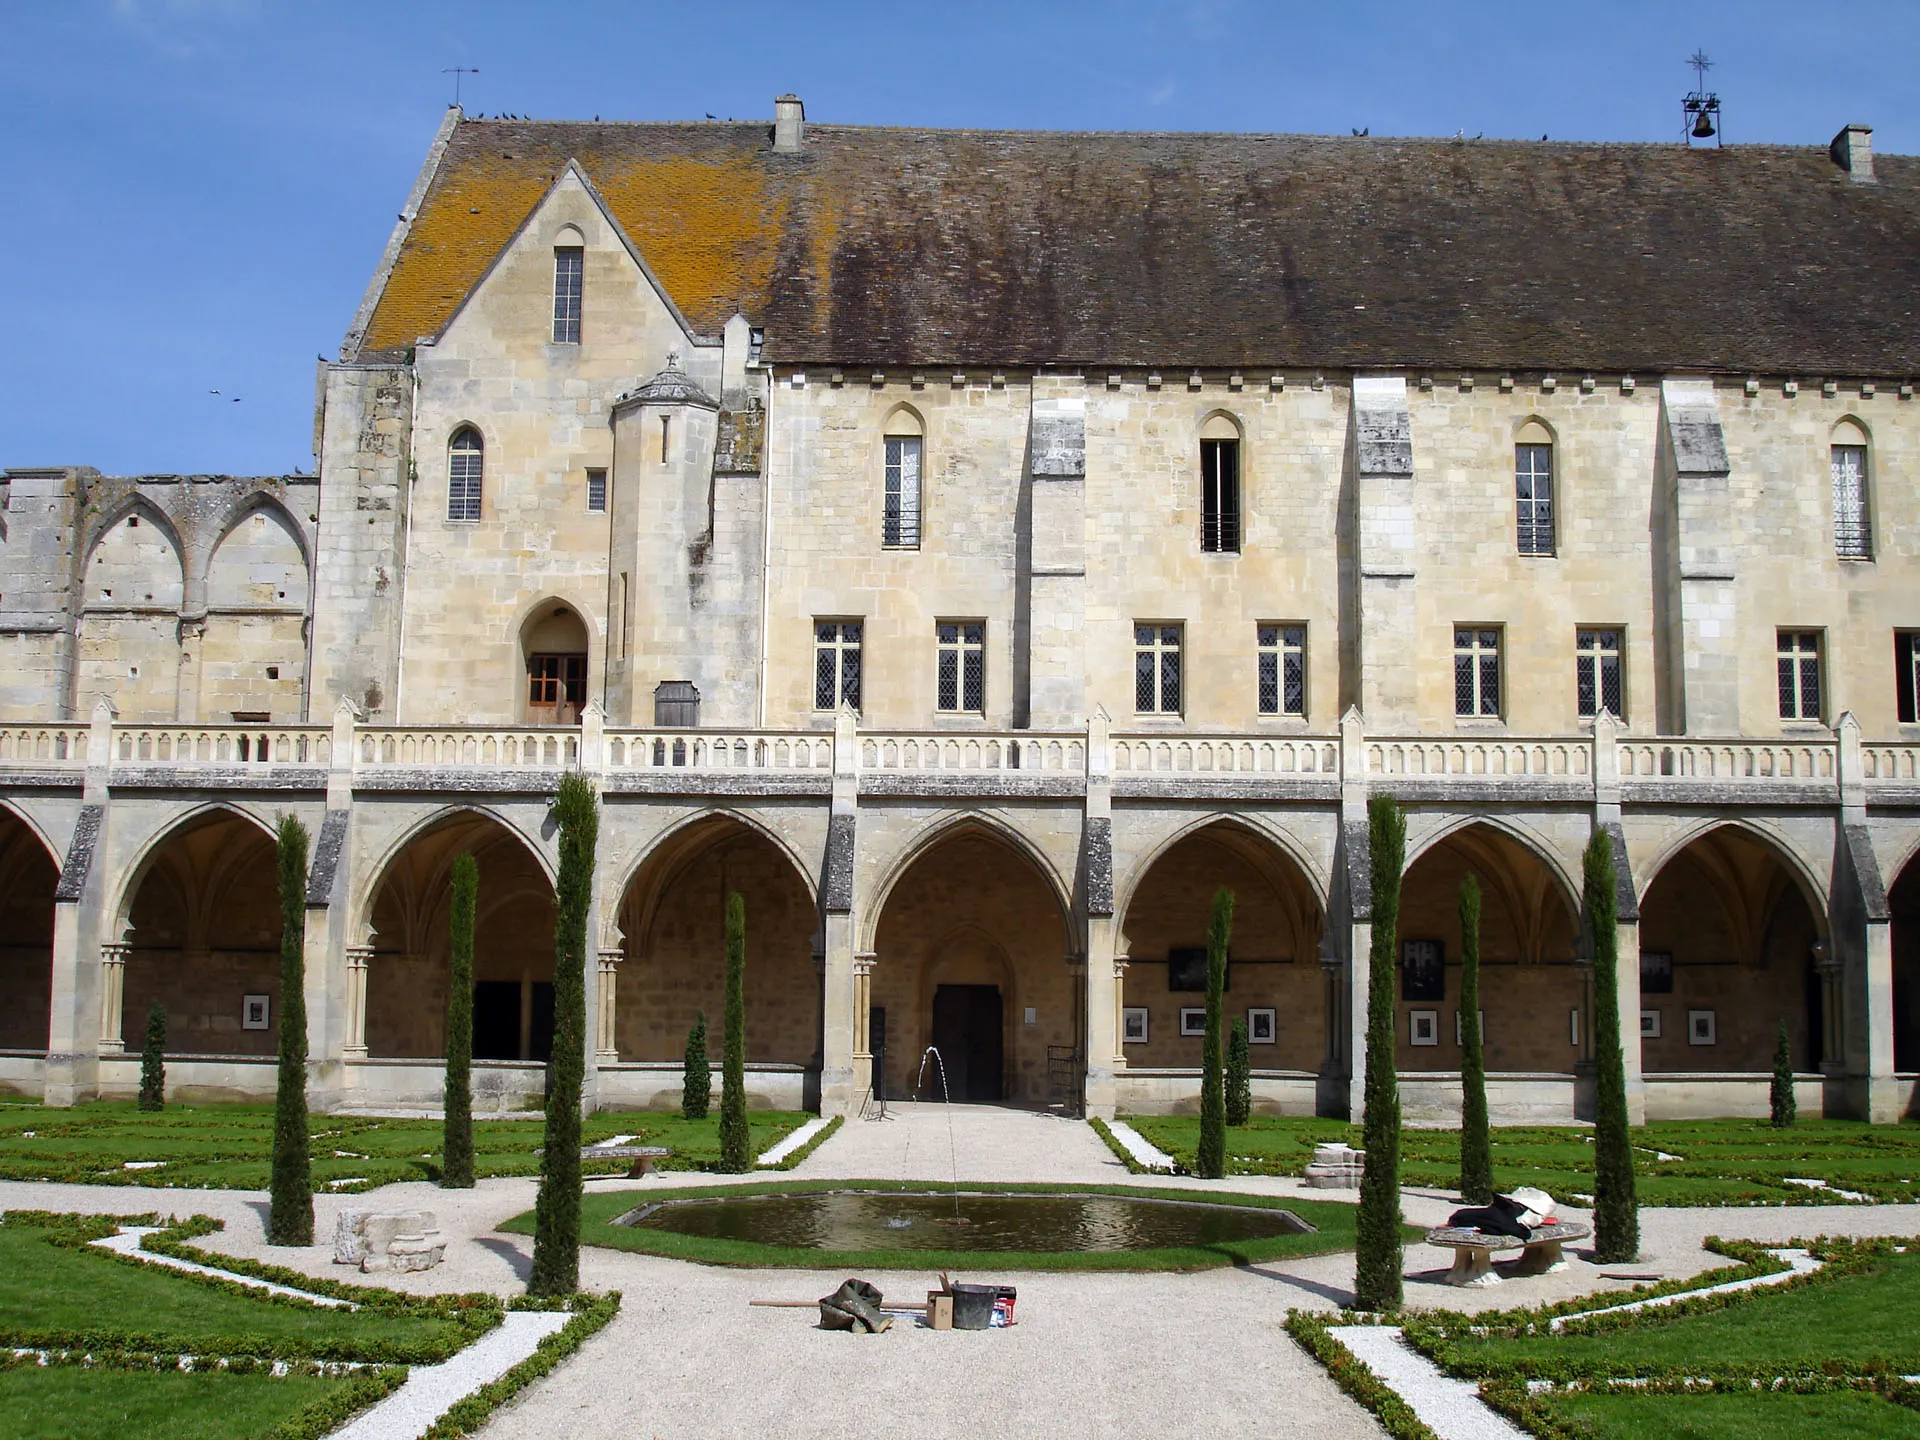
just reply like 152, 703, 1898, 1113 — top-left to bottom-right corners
1830, 123, 1874, 182
774, 94, 805, 153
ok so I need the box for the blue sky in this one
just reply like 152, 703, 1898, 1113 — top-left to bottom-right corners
3, 0, 1914, 475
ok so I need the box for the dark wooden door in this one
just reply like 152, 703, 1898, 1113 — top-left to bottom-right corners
931, 984, 1003, 1102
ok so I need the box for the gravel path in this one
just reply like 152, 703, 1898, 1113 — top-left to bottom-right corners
1333, 1326, 1527, 1440
330, 1310, 568, 1440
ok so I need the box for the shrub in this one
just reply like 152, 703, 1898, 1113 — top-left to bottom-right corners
1771, 1020, 1797, 1129
1586, 827, 1638, 1263
1356, 794, 1406, 1311
138, 1003, 166, 1113
530, 772, 597, 1296
1457, 873, 1492, 1204
442, 852, 477, 1189
1225, 1016, 1252, 1128
268, 814, 313, 1247
717, 894, 751, 1173
682, 1012, 711, 1121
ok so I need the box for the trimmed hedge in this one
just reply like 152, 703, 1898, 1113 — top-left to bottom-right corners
418, 1291, 620, 1440
760, 1114, 842, 1170
1284, 1311, 1440, 1440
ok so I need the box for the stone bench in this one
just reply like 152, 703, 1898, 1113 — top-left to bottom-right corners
581, 1144, 671, 1178
1424, 1220, 1592, 1287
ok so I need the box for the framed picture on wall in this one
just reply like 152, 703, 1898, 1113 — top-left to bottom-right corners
1409, 1009, 1439, 1046
1122, 1007, 1150, 1044
243, 995, 270, 1030
1179, 1007, 1207, 1037
1640, 950, 1674, 994
1401, 939, 1445, 1001
1248, 1008, 1276, 1044
1641, 1010, 1662, 1039
1688, 1009, 1716, 1046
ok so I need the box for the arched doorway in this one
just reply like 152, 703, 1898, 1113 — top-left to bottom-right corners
870, 824, 1073, 1105
613, 815, 819, 1108
1116, 821, 1324, 1111
0, 808, 58, 1054
120, 809, 282, 1056
1395, 823, 1582, 1079
1893, 852, 1920, 1076
364, 812, 555, 1061
1639, 826, 1824, 1075
521, 603, 589, 725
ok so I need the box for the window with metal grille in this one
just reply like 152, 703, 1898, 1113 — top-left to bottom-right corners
447, 429, 483, 521
936, 621, 985, 712
527, 653, 587, 708
1576, 628, 1623, 719
1257, 624, 1306, 716
1201, 438, 1241, 553
552, 248, 583, 343
1516, 443, 1554, 555
1833, 444, 1871, 558
883, 436, 921, 548
1777, 630, 1823, 721
1898, 633, 1920, 725
814, 620, 862, 710
1134, 624, 1183, 713
586, 468, 607, 513
1454, 627, 1502, 717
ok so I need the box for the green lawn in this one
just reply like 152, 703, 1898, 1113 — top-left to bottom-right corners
1124, 1115, 1920, 1205
0, 1216, 471, 1360
0, 1102, 810, 1190
0, 1365, 374, 1440
528, 1178, 1413, 1271
1429, 1248, 1920, 1379
1524, 1388, 1920, 1440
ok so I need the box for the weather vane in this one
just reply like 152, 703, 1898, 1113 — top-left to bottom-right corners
442, 67, 479, 107
1682, 50, 1721, 146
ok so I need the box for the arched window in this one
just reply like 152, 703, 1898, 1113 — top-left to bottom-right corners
882, 409, 923, 549
1200, 413, 1241, 553
448, 429, 483, 521
1832, 419, 1871, 559
1515, 420, 1555, 556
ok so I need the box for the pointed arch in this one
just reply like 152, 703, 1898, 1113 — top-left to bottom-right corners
1406, 812, 1583, 918
109, 802, 279, 939
1634, 817, 1829, 924
354, 803, 554, 941
604, 807, 818, 953
0, 801, 60, 1050
207, 490, 313, 578
81, 497, 185, 609
861, 810, 1075, 954
0, 798, 62, 868
1114, 811, 1328, 926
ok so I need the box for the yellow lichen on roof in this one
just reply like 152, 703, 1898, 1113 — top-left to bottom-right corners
361, 152, 554, 355
591, 152, 790, 335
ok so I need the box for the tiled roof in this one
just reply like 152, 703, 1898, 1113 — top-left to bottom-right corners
352, 116, 1920, 374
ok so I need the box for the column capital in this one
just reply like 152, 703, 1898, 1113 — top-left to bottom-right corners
853, 951, 877, 977
345, 944, 374, 965
597, 948, 625, 966
99, 942, 133, 962
1111, 955, 1130, 978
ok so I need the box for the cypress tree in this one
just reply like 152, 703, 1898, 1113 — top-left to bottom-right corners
1770, 1020, 1797, 1128
1355, 794, 1406, 1311
1457, 874, 1493, 1204
530, 772, 597, 1296
717, 893, 751, 1173
442, 853, 477, 1190
1225, 1016, 1252, 1128
268, 813, 313, 1247
682, 1011, 711, 1121
1586, 828, 1638, 1263
138, 1003, 166, 1112
1196, 887, 1235, 1178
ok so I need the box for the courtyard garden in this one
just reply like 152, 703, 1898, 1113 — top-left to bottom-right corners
1120, 1114, 1920, 1206
0, 1100, 814, 1190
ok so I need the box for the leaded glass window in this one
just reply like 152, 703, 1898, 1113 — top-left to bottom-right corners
1576, 628, 1623, 719
552, 248, 583, 343
586, 468, 607, 513
1516, 442, 1554, 555
936, 621, 985, 713
1257, 624, 1306, 716
1201, 438, 1241, 553
1454, 627, 1501, 717
884, 436, 921, 548
1833, 444, 1871, 558
1134, 624, 1182, 714
814, 620, 862, 711
1777, 630, 1822, 721
447, 429, 483, 521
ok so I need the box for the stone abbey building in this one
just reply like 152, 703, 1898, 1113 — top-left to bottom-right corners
3, 100, 1919, 1125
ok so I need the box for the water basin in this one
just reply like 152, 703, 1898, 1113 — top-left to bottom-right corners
616, 1190, 1311, 1254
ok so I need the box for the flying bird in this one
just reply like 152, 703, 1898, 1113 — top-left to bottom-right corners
1351, 127, 1368, 136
